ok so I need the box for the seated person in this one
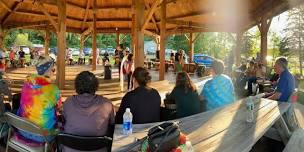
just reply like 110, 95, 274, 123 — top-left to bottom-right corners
63, 71, 115, 152
201, 59, 235, 110
0, 72, 12, 114
17, 56, 62, 143
169, 72, 203, 118
246, 61, 257, 95
116, 67, 161, 124
267, 57, 295, 102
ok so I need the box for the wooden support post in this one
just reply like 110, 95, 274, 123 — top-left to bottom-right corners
134, 0, 145, 68
0, 25, 5, 52
189, 33, 194, 63
258, 17, 272, 65
92, 0, 97, 71
116, 32, 120, 46
80, 35, 84, 55
235, 32, 243, 66
44, 29, 50, 55
56, 0, 66, 89
131, 0, 136, 52
159, 0, 166, 80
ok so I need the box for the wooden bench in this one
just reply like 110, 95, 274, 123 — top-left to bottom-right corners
283, 128, 304, 152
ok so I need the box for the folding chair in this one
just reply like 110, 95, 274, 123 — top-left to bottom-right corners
4, 112, 57, 152
56, 133, 112, 152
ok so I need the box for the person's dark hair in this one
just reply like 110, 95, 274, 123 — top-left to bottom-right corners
212, 59, 224, 75
249, 61, 255, 65
175, 71, 196, 93
127, 53, 133, 62
75, 71, 99, 95
119, 44, 124, 50
132, 67, 151, 86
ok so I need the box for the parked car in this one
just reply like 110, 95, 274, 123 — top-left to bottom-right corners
49, 47, 58, 55
71, 49, 80, 56
83, 48, 92, 56
107, 48, 115, 55
193, 54, 214, 67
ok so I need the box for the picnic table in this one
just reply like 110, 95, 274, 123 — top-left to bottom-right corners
112, 98, 290, 152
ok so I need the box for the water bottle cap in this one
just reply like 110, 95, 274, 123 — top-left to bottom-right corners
126, 108, 131, 113
186, 141, 191, 147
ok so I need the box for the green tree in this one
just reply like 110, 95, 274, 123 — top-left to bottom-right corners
284, 5, 304, 75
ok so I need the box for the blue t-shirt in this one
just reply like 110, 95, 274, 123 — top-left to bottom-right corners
201, 74, 235, 110
275, 70, 295, 102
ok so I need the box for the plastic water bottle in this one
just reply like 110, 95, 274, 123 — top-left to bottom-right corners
186, 141, 194, 152
123, 108, 133, 135
246, 96, 254, 123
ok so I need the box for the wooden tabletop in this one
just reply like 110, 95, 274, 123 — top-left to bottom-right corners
112, 98, 290, 152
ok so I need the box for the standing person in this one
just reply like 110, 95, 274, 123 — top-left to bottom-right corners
169, 72, 203, 118
17, 56, 61, 144
116, 67, 161, 124
78, 51, 85, 65
30, 48, 35, 66
246, 61, 256, 95
63, 71, 115, 152
170, 51, 175, 63
267, 57, 295, 102
174, 50, 182, 72
9, 49, 15, 68
201, 59, 235, 110
123, 54, 134, 91
18, 48, 25, 68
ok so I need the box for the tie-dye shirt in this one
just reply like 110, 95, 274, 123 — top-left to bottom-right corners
18, 75, 61, 143
201, 74, 235, 110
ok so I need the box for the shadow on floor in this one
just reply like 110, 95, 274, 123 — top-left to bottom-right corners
250, 136, 285, 152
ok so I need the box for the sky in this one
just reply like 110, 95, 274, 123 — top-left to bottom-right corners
270, 11, 288, 37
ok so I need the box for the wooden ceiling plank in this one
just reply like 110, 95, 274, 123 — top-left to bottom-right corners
141, 0, 163, 31
36, 1, 58, 31
81, 0, 91, 30
4, 20, 49, 28
2, 2, 22, 26
0, 0, 12, 12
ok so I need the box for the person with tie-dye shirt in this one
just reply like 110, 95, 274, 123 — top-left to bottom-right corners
17, 56, 61, 143
201, 59, 235, 110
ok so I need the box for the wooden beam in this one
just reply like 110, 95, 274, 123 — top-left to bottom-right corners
44, 29, 50, 55
144, 30, 160, 37
4, 21, 50, 29
56, 0, 66, 89
92, 0, 97, 71
82, 27, 93, 36
145, 3, 160, 33
159, 0, 166, 80
81, 0, 91, 30
189, 33, 194, 62
14, 10, 83, 22
36, 1, 59, 31
184, 34, 190, 41
96, 28, 131, 33
0, 0, 12, 12
141, 0, 163, 31
193, 33, 201, 42
1, 2, 21, 25
134, 0, 145, 68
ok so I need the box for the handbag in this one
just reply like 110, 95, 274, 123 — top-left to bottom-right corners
147, 122, 180, 152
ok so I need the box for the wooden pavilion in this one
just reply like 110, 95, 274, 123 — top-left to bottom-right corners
0, 0, 303, 89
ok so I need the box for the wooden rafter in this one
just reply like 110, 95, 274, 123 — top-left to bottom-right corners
145, 3, 159, 33
193, 33, 201, 42
144, 30, 160, 37
0, 0, 12, 12
141, 0, 163, 31
184, 34, 190, 41
1, 2, 21, 25
36, 1, 58, 31
82, 27, 93, 36
4, 20, 50, 29
81, 0, 91, 30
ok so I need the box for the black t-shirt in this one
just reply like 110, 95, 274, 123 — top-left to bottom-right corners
19, 51, 25, 58
115, 86, 161, 124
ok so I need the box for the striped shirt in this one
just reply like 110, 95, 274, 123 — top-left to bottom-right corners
201, 74, 235, 110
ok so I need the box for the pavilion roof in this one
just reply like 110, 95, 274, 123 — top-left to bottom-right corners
0, 0, 301, 35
